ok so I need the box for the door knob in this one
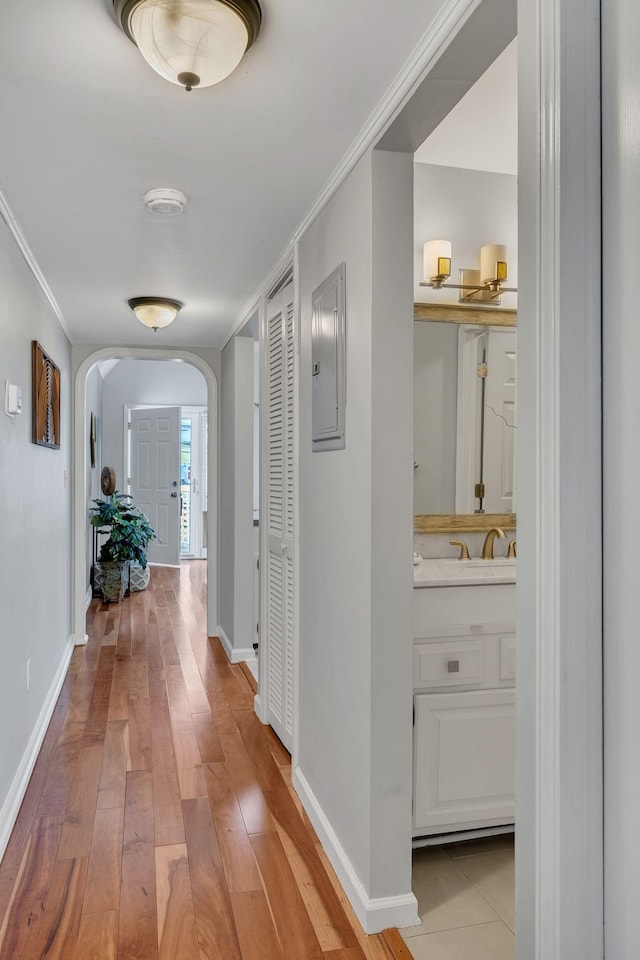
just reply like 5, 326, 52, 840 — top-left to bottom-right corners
172, 480, 178, 487
171, 492, 178, 498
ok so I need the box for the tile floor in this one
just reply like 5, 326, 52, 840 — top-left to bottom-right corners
400, 834, 515, 959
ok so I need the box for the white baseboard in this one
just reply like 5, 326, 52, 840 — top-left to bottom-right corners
148, 562, 180, 569
254, 692, 267, 723
85, 585, 92, 612
216, 626, 258, 665
292, 767, 419, 934
71, 632, 89, 646
246, 658, 258, 681
0, 635, 75, 861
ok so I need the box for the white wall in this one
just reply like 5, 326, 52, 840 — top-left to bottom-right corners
296, 147, 415, 924
0, 211, 72, 847
219, 337, 255, 657
100, 358, 207, 493
414, 163, 517, 308
370, 148, 415, 902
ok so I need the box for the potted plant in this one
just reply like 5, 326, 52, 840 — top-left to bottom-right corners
90, 491, 156, 602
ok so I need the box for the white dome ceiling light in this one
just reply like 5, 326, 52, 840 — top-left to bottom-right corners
128, 296, 183, 332
114, 0, 262, 92
143, 187, 188, 216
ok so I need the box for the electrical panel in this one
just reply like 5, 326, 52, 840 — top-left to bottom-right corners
311, 263, 346, 451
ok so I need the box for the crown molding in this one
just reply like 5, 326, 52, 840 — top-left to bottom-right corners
0, 185, 73, 344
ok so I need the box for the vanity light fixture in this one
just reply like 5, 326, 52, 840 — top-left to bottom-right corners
113, 0, 262, 92
421, 240, 517, 304
128, 296, 183, 332
423, 240, 452, 288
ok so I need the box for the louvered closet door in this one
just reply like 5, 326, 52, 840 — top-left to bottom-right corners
265, 283, 296, 751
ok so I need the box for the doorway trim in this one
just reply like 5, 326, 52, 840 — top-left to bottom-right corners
365, 0, 602, 946
516, 0, 603, 957
72, 347, 219, 642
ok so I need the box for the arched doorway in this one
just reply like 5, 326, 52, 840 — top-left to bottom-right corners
72, 347, 219, 643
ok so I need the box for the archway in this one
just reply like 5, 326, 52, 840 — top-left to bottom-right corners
72, 346, 219, 643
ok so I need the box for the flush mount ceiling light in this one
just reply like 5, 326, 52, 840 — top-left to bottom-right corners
114, 0, 262, 91
421, 241, 517, 304
144, 187, 188, 216
128, 296, 183, 332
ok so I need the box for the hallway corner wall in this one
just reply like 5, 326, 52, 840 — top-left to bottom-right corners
219, 336, 255, 660
295, 147, 415, 932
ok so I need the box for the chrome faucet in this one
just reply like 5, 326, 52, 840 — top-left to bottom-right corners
481, 527, 506, 560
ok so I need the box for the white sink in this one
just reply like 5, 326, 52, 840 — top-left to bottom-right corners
413, 557, 516, 588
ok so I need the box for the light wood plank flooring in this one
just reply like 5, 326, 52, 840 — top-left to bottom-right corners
0, 562, 408, 960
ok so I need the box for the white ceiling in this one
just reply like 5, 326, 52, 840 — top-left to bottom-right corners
414, 38, 517, 175
0, 0, 448, 348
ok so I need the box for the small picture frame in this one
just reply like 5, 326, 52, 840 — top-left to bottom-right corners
32, 341, 61, 449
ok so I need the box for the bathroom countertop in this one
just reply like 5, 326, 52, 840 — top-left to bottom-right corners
413, 557, 516, 588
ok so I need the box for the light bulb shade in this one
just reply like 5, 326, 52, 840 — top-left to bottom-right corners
480, 244, 508, 285
128, 297, 183, 331
423, 240, 452, 281
114, 0, 262, 89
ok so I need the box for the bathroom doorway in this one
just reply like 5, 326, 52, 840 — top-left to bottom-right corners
406, 37, 517, 956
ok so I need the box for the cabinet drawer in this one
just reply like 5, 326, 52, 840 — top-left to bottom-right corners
414, 641, 483, 689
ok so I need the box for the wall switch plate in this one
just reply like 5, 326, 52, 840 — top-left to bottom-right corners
4, 381, 22, 417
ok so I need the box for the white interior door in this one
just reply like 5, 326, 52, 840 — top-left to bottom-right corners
483, 328, 517, 514
264, 282, 295, 751
130, 406, 181, 565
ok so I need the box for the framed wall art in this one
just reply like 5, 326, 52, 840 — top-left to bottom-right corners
32, 341, 61, 449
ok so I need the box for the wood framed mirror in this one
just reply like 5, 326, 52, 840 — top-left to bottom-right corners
413, 302, 517, 533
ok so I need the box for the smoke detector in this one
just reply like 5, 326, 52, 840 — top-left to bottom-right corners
143, 187, 188, 216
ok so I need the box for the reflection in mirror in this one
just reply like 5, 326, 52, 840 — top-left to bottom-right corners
413, 312, 517, 518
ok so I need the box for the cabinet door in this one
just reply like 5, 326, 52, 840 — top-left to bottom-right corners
414, 689, 515, 834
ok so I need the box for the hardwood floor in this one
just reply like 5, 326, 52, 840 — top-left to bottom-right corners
0, 563, 410, 960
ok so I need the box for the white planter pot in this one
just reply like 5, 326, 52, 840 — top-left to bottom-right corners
129, 561, 151, 592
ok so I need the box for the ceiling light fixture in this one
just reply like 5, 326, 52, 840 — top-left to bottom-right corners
144, 187, 188, 216
128, 296, 183, 332
421, 241, 517, 304
114, 0, 262, 92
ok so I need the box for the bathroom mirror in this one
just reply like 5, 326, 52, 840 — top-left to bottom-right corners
413, 302, 517, 532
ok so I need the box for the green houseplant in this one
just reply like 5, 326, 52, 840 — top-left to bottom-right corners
90, 491, 156, 602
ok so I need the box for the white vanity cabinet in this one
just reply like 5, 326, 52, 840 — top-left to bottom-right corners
413, 570, 516, 838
